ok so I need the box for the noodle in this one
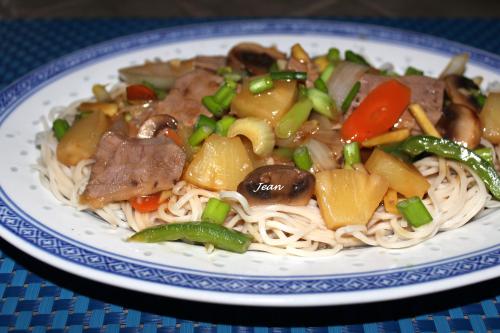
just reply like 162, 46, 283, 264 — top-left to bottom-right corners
36, 102, 495, 257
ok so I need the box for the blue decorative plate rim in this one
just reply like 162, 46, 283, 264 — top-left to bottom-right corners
0, 19, 499, 297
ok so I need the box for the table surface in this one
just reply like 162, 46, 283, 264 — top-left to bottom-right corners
0, 18, 500, 332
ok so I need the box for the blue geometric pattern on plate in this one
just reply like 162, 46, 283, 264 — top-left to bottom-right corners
0, 20, 499, 294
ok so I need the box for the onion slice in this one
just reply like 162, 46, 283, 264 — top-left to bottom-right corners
439, 53, 469, 79
305, 139, 338, 172
327, 61, 369, 110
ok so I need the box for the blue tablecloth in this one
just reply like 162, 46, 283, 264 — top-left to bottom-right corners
0, 18, 499, 332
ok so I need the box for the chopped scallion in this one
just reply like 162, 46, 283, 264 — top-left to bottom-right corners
404, 66, 424, 76
472, 90, 487, 108
397, 197, 433, 228
345, 50, 370, 67
320, 64, 335, 83
327, 47, 341, 62
270, 71, 307, 81
195, 115, 217, 131
313, 78, 328, 93
293, 146, 313, 171
202, 96, 224, 117
217, 66, 233, 75
215, 115, 236, 136
52, 119, 70, 141
188, 126, 213, 146
343, 142, 361, 169
201, 198, 231, 225
341, 81, 361, 113
306, 88, 337, 120
249, 75, 274, 94
214, 84, 235, 104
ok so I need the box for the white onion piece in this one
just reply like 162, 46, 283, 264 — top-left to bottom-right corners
439, 53, 469, 79
305, 139, 337, 172
327, 61, 369, 110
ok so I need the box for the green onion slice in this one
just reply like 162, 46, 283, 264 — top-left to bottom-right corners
188, 126, 213, 146
195, 115, 217, 131
249, 75, 274, 94
313, 78, 328, 93
215, 116, 236, 136
306, 88, 337, 120
341, 81, 361, 113
52, 119, 70, 141
293, 146, 313, 171
201, 198, 231, 225
343, 142, 361, 169
397, 197, 433, 228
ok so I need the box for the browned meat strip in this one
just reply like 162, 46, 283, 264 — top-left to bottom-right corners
155, 69, 223, 126
347, 74, 445, 131
81, 132, 186, 208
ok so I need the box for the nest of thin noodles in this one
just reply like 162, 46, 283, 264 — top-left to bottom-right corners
35, 96, 500, 257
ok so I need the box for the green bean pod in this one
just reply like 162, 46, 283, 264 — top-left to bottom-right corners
397, 135, 500, 200
128, 222, 252, 253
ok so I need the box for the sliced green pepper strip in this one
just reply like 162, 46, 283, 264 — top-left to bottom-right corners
396, 135, 500, 200
341, 81, 360, 113
128, 221, 252, 253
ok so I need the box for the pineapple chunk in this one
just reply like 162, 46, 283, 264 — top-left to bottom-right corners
365, 149, 430, 198
315, 169, 389, 229
184, 135, 253, 191
231, 78, 298, 126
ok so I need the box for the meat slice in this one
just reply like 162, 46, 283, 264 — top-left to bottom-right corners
81, 132, 186, 208
155, 69, 223, 126
347, 74, 445, 131
194, 56, 226, 72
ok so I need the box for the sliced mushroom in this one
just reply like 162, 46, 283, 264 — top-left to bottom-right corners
437, 103, 481, 149
237, 165, 315, 206
443, 74, 481, 112
227, 42, 286, 75
137, 114, 178, 139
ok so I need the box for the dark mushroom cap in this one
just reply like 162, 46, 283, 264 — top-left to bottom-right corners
227, 43, 286, 76
437, 103, 481, 149
443, 74, 481, 112
137, 114, 178, 139
237, 165, 315, 206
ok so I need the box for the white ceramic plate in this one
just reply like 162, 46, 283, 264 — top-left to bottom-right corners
0, 20, 499, 307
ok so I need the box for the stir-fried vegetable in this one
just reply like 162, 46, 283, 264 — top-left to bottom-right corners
383, 189, 399, 214
227, 117, 275, 156
126, 84, 157, 101
404, 66, 424, 76
320, 64, 335, 83
341, 81, 360, 113
479, 92, 500, 144
306, 88, 338, 120
366, 148, 430, 198
56, 111, 110, 166
315, 169, 388, 229
78, 102, 118, 117
275, 98, 313, 139
341, 79, 411, 142
397, 197, 433, 228
313, 78, 328, 93
343, 142, 361, 169
128, 221, 252, 253
52, 119, 70, 141
215, 116, 236, 136
129, 193, 162, 213
327, 48, 341, 62
202, 81, 237, 117
474, 147, 494, 165
408, 104, 441, 138
270, 71, 307, 81
361, 129, 410, 148
249, 75, 274, 94
195, 115, 217, 131
394, 135, 500, 199
184, 135, 253, 191
345, 50, 370, 67
327, 61, 368, 111
188, 126, 213, 146
142, 81, 167, 100
305, 139, 337, 172
201, 198, 231, 224
293, 146, 313, 171
92, 84, 111, 102
439, 53, 469, 79
231, 78, 297, 126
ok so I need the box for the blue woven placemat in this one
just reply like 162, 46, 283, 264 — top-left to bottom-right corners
0, 18, 499, 332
